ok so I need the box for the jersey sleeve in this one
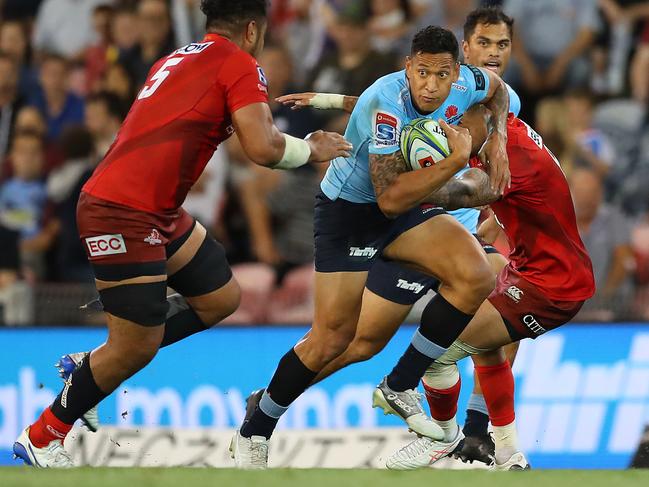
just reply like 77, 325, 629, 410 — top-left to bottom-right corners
367, 86, 406, 156
505, 83, 521, 117
220, 50, 269, 114
460, 64, 491, 107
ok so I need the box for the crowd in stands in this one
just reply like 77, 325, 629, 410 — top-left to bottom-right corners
0, 0, 648, 325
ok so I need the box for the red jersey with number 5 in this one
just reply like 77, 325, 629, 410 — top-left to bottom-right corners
83, 34, 268, 213
471, 115, 595, 301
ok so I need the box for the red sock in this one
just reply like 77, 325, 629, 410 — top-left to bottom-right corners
422, 377, 461, 421
475, 361, 515, 426
28, 407, 73, 448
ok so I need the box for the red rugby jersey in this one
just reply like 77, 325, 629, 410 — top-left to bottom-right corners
83, 34, 268, 212
472, 116, 595, 301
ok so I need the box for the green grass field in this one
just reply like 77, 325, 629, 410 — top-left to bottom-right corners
2, 468, 649, 487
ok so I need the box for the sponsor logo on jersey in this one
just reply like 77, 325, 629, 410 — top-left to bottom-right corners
505, 285, 524, 303
465, 64, 486, 90
396, 279, 425, 294
421, 204, 442, 214
144, 229, 162, 246
445, 105, 459, 119
85, 234, 127, 257
374, 112, 398, 146
522, 314, 547, 336
349, 247, 378, 258
172, 42, 213, 56
452, 83, 467, 93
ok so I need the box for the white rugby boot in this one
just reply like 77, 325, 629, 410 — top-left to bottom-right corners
13, 427, 74, 468
386, 425, 465, 470
372, 377, 444, 440
492, 451, 531, 470
230, 430, 269, 469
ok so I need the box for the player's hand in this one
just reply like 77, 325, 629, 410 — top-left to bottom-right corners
479, 133, 510, 195
306, 130, 353, 162
276, 92, 317, 110
440, 120, 472, 164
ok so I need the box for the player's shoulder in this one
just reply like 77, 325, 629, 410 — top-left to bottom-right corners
456, 64, 488, 92
360, 71, 408, 104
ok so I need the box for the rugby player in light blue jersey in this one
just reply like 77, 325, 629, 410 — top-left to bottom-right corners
274, 7, 525, 470
232, 25, 511, 468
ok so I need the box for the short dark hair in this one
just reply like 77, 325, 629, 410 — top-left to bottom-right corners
86, 91, 128, 121
463, 7, 514, 41
411, 26, 459, 61
60, 125, 94, 160
201, 0, 268, 31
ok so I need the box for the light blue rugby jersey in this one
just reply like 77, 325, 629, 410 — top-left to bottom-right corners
320, 65, 520, 234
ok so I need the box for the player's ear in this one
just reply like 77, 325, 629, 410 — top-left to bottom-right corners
452, 62, 460, 82
405, 56, 412, 72
462, 40, 469, 60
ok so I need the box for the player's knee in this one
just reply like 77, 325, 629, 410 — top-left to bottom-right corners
455, 257, 495, 301
347, 336, 386, 364
106, 333, 161, 375
195, 279, 242, 327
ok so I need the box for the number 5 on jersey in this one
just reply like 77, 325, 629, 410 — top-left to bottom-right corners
138, 57, 184, 100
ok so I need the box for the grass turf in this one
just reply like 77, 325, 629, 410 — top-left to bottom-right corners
2, 468, 649, 487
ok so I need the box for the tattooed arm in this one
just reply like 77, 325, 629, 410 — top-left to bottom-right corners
425, 168, 499, 210
370, 121, 473, 218
479, 69, 510, 195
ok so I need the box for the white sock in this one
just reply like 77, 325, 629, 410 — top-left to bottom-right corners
493, 420, 519, 464
433, 417, 459, 443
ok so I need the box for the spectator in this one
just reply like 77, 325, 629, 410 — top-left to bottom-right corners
29, 54, 85, 141
562, 90, 616, 178
307, 7, 398, 97
230, 44, 323, 270
415, 0, 479, 50
46, 126, 95, 282
100, 62, 137, 105
84, 4, 115, 93
368, 0, 414, 54
110, 6, 139, 56
0, 54, 24, 164
630, 20, 649, 103
32, 0, 112, 60
84, 91, 125, 158
12, 106, 63, 177
0, 130, 58, 280
0, 20, 39, 99
119, 0, 176, 87
571, 167, 635, 320
504, 0, 599, 102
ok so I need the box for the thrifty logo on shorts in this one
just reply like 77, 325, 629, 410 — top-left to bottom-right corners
505, 285, 524, 303
349, 247, 378, 258
396, 279, 425, 294
85, 234, 127, 257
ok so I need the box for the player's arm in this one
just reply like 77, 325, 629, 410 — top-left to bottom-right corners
231, 102, 352, 169
425, 167, 499, 211
370, 121, 470, 218
477, 69, 510, 195
276, 93, 359, 114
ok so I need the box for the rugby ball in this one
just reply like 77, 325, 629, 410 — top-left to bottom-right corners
400, 118, 450, 170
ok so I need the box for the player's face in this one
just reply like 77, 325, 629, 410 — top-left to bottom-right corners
463, 22, 512, 77
405, 52, 459, 114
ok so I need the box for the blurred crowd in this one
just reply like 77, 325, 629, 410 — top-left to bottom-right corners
0, 0, 648, 325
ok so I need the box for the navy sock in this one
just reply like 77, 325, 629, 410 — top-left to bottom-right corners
240, 348, 317, 439
463, 409, 490, 437
159, 295, 209, 348
387, 294, 473, 391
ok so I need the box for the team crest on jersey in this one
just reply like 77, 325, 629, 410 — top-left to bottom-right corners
257, 66, 268, 86
445, 105, 459, 119
374, 112, 399, 146
144, 229, 162, 246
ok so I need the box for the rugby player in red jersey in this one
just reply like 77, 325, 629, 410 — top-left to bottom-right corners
383, 106, 594, 470
13, 0, 351, 468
